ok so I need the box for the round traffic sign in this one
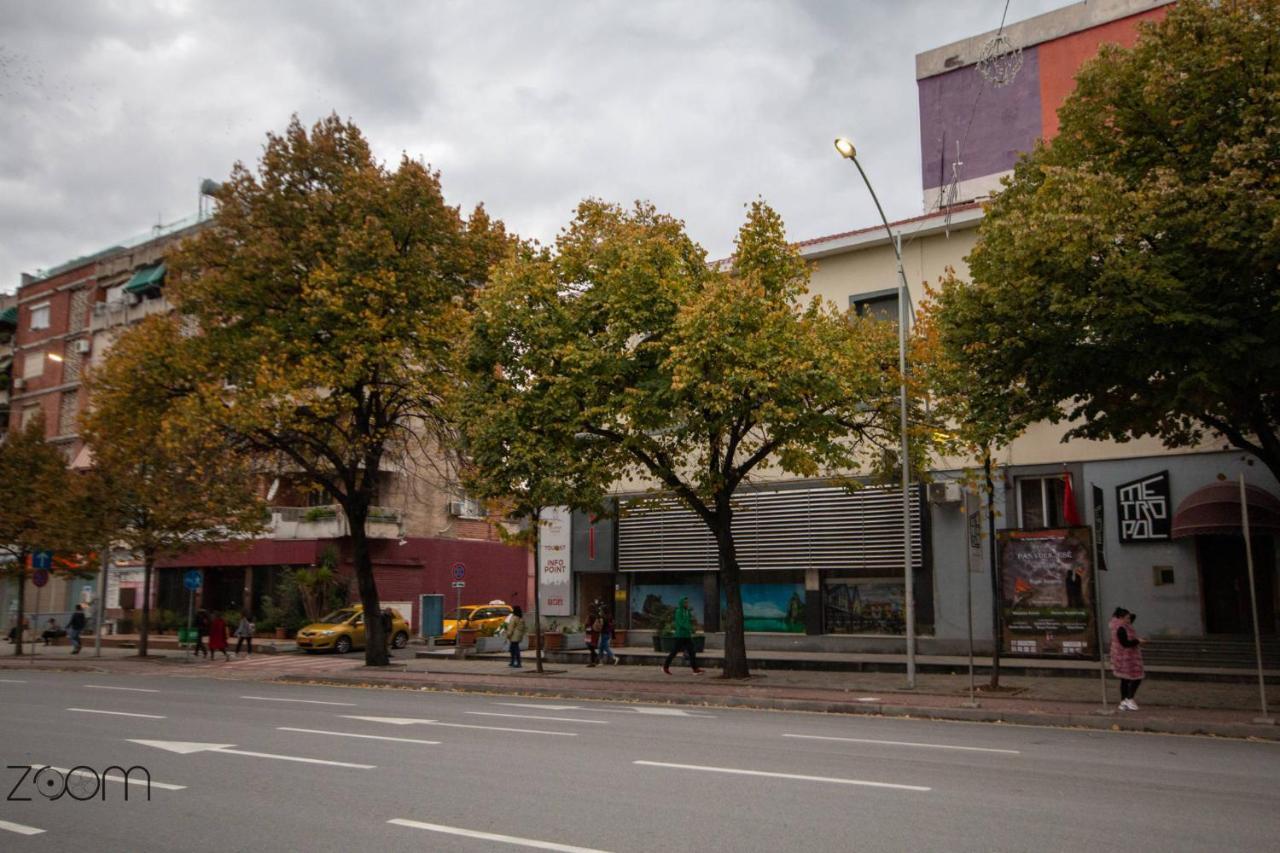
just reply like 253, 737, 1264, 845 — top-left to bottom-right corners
32, 568, 49, 588
183, 569, 203, 591
452, 563, 465, 580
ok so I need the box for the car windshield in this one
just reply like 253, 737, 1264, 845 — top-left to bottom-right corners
448, 609, 476, 622
319, 609, 357, 624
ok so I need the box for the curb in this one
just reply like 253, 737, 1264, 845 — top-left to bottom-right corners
272, 673, 1280, 742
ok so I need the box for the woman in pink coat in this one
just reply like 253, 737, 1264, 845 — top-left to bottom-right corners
1110, 607, 1146, 711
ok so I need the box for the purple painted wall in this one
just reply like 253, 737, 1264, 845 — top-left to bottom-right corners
917, 46, 1042, 192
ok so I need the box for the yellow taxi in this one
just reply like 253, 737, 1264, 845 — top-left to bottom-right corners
435, 601, 513, 644
296, 604, 411, 654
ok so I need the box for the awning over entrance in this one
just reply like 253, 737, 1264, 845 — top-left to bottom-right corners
1171, 481, 1280, 538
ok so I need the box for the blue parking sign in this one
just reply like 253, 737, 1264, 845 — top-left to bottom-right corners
183, 570, 203, 591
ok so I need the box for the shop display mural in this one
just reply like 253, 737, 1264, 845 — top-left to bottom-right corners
720, 583, 805, 633
630, 584, 704, 631
998, 527, 1096, 658
823, 578, 905, 635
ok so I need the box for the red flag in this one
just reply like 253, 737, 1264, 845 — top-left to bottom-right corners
1062, 472, 1083, 526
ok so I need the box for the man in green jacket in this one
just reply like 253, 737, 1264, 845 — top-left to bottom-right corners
662, 597, 704, 675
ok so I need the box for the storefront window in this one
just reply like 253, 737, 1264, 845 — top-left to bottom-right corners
823, 578, 905, 635
721, 583, 805, 633
630, 582, 704, 631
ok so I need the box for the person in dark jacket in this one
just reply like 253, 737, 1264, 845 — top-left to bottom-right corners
66, 605, 87, 654
380, 608, 394, 650
193, 610, 210, 658
505, 605, 528, 668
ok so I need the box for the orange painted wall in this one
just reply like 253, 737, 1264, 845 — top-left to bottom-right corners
1038, 5, 1169, 139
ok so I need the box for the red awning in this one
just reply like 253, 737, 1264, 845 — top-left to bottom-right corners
1171, 481, 1280, 538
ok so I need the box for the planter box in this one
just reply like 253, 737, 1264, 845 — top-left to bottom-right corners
457, 628, 479, 647
542, 632, 566, 651
476, 635, 508, 653
652, 635, 707, 653
611, 629, 628, 647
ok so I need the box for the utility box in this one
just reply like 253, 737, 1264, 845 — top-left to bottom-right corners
419, 594, 444, 640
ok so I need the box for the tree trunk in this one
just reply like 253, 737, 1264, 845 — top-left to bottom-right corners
12, 549, 27, 656
138, 549, 154, 657
985, 453, 1002, 689
713, 500, 750, 679
349, 503, 388, 667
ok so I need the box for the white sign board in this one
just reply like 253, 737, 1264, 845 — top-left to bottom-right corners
538, 506, 572, 616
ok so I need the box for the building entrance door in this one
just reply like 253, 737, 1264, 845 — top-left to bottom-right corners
1199, 535, 1275, 634
576, 574, 614, 624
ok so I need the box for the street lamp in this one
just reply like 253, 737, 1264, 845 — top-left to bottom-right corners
834, 136, 917, 688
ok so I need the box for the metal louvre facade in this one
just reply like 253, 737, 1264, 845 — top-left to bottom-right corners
618, 485, 924, 574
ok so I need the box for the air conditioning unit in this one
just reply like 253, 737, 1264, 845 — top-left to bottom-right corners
927, 481, 963, 504
12, 377, 26, 391
75, 339, 91, 354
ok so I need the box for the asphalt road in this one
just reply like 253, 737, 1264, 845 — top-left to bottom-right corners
1, 670, 1277, 852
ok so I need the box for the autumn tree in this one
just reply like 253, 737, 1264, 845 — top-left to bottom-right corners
934, 0, 1280, 481
465, 199, 903, 678
82, 316, 268, 657
0, 421, 72, 655
158, 115, 509, 666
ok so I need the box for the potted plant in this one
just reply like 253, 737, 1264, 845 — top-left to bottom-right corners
540, 619, 567, 651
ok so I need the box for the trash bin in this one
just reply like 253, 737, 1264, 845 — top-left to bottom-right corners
178, 627, 198, 648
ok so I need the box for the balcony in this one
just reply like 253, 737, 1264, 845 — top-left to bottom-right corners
90, 296, 172, 332
268, 505, 403, 540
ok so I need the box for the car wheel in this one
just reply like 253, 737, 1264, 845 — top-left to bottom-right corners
335, 636, 352, 654
392, 631, 409, 649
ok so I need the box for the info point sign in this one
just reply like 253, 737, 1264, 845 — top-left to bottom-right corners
538, 506, 572, 617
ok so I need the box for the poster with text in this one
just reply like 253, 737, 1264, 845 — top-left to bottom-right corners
538, 506, 572, 617
998, 527, 1095, 658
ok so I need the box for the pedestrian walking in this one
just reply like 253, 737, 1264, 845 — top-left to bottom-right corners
506, 605, 527, 668
585, 606, 603, 667
1110, 607, 1146, 710
663, 597, 704, 675
193, 609, 210, 657
598, 610, 618, 664
208, 613, 230, 661
234, 612, 255, 656
66, 604, 87, 654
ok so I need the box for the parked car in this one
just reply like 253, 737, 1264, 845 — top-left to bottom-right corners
296, 604, 410, 654
435, 602, 513, 644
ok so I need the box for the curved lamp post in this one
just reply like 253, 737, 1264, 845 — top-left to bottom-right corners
834, 137, 917, 688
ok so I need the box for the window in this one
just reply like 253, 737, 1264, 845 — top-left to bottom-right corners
1017, 476, 1067, 529
851, 289, 899, 322
29, 303, 50, 330
20, 405, 42, 430
23, 351, 45, 378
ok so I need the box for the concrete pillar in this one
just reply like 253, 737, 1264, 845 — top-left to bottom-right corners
805, 568, 823, 635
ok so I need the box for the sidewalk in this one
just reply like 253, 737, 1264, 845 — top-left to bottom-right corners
7, 642, 1278, 741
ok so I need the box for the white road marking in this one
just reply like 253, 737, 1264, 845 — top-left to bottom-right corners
0, 678, 28, 683
67, 708, 166, 719
389, 818, 612, 852
634, 760, 931, 792
0, 818, 45, 836
601, 706, 715, 717
495, 702, 583, 711
856, 697, 881, 703
278, 727, 441, 745
783, 733, 1020, 755
33, 764, 186, 791
128, 739, 375, 768
467, 712, 608, 725
341, 715, 577, 737
84, 685, 161, 693
240, 695, 357, 706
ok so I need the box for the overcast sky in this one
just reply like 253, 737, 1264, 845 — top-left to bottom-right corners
0, 0, 1066, 294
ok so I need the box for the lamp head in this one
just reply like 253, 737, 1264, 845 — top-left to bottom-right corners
47, 352, 64, 362
834, 137, 857, 159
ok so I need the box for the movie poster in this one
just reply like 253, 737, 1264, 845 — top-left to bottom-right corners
998, 527, 1095, 658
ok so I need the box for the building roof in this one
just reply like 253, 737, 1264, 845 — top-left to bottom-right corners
793, 201, 984, 259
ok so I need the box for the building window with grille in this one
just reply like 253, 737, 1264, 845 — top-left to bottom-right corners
1016, 476, 1067, 529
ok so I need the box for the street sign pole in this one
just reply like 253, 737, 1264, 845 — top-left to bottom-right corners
30, 579, 40, 658
94, 549, 109, 658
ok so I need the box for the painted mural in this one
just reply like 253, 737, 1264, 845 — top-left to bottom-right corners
721, 583, 805, 633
